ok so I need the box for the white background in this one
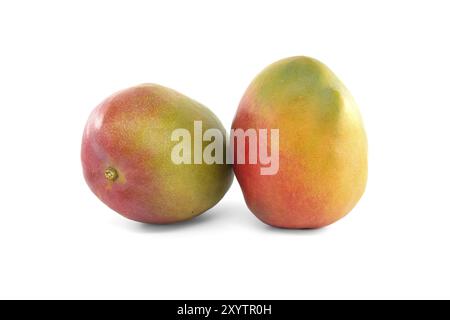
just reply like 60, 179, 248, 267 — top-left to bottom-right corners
0, 0, 449, 299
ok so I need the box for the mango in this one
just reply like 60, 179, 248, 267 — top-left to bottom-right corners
232, 57, 367, 228
81, 84, 233, 224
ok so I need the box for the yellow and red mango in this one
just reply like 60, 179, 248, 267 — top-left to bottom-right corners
232, 56, 368, 228
82, 84, 233, 224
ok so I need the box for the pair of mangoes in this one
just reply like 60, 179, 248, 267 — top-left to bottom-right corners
81, 56, 367, 229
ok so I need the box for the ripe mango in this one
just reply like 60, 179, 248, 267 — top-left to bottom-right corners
82, 84, 233, 224
232, 57, 368, 228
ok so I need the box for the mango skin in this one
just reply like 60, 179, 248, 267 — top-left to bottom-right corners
232, 57, 368, 229
82, 84, 233, 224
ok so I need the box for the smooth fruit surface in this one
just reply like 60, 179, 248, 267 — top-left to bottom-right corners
232, 56, 368, 228
82, 84, 233, 224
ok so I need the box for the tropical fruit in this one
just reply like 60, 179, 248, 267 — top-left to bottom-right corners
232, 56, 367, 228
82, 84, 233, 223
